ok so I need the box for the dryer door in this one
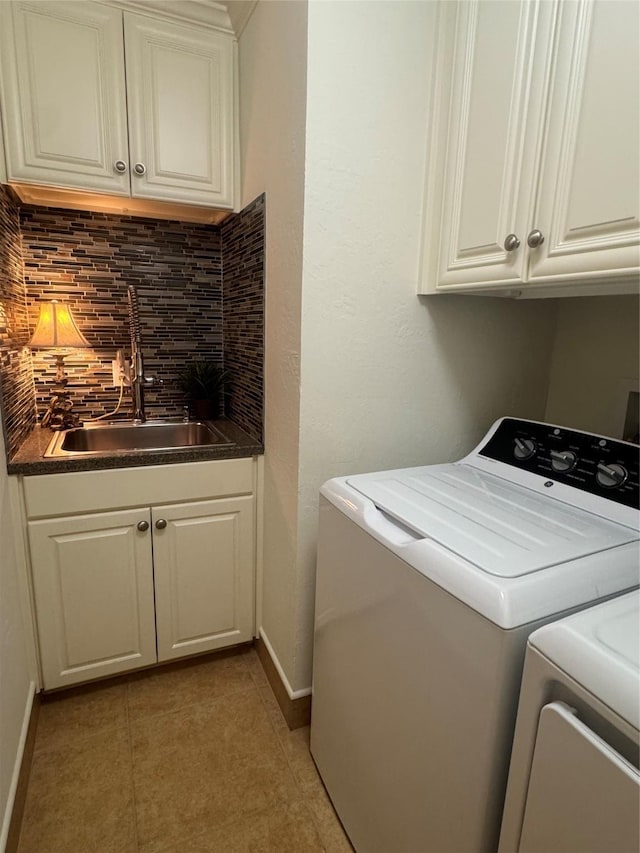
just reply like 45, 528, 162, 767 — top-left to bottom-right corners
519, 702, 639, 853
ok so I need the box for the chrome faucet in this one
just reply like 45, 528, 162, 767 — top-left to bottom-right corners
127, 285, 152, 423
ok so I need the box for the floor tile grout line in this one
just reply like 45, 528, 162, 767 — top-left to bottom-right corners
127, 683, 260, 728
125, 673, 272, 853
20, 651, 347, 853
232, 679, 338, 853
125, 679, 142, 853
149, 799, 316, 853
249, 667, 308, 790
238, 663, 318, 812
30, 685, 131, 758
247, 672, 355, 852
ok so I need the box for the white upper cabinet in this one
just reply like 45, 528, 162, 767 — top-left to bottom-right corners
0, 1, 130, 195
421, 0, 640, 297
433, 1, 555, 290
0, 1, 236, 209
124, 13, 234, 207
528, 0, 640, 284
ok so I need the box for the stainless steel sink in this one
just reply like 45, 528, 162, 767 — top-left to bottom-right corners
44, 420, 233, 457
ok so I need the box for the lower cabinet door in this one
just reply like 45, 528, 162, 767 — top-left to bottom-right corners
28, 508, 157, 689
152, 497, 255, 661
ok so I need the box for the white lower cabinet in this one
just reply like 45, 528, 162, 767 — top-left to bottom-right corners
152, 497, 254, 662
23, 458, 257, 690
29, 507, 157, 688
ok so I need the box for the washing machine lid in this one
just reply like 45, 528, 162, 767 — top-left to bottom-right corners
346, 463, 637, 578
529, 591, 639, 730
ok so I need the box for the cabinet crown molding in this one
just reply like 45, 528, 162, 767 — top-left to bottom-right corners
105, 0, 235, 35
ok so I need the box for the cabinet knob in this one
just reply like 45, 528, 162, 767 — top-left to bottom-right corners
527, 229, 545, 248
503, 234, 520, 252
114, 160, 128, 174
137, 520, 149, 532
133, 162, 146, 176
155, 518, 167, 530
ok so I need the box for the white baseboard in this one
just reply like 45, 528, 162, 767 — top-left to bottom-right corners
258, 628, 311, 701
0, 680, 36, 853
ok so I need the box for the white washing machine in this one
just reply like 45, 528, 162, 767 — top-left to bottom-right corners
498, 590, 639, 853
310, 417, 639, 853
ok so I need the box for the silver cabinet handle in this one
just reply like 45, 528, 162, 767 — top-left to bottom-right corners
504, 234, 520, 252
133, 163, 146, 176
527, 229, 545, 248
114, 160, 127, 173
155, 518, 167, 530
137, 520, 149, 532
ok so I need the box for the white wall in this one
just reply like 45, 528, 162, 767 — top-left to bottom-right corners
545, 295, 639, 438
293, 1, 557, 689
238, 0, 308, 686
239, 0, 558, 693
0, 427, 34, 850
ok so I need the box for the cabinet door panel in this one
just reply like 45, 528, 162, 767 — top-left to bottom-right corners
436, 0, 554, 289
0, 1, 130, 193
28, 509, 156, 689
124, 13, 234, 208
528, 0, 640, 283
153, 497, 254, 661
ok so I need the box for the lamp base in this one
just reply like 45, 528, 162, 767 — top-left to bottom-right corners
41, 395, 81, 431
40, 354, 81, 431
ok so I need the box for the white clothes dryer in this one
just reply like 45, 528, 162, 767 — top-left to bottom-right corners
498, 590, 639, 853
310, 418, 639, 853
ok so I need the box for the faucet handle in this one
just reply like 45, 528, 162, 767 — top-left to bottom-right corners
182, 405, 190, 423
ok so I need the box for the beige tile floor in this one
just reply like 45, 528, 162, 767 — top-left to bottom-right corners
17, 647, 353, 853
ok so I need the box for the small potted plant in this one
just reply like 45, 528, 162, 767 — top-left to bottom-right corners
177, 360, 230, 420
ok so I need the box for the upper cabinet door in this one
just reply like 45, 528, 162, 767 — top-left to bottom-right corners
527, 0, 640, 283
124, 13, 235, 209
434, 0, 555, 290
0, 1, 130, 194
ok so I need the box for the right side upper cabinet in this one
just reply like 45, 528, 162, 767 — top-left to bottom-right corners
420, 0, 640, 297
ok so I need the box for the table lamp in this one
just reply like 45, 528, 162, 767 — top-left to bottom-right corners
29, 300, 90, 430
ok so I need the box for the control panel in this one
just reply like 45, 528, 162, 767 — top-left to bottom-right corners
479, 419, 639, 510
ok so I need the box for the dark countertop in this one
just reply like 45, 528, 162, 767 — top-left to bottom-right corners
8, 419, 263, 476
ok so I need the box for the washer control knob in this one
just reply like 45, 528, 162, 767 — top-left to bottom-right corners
596, 462, 628, 489
514, 437, 536, 461
550, 449, 577, 473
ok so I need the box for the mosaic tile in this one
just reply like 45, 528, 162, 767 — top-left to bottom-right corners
0, 189, 265, 454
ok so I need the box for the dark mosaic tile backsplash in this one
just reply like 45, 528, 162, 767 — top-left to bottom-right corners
0, 189, 264, 455
0, 187, 35, 458
20, 207, 225, 423
222, 195, 264, 441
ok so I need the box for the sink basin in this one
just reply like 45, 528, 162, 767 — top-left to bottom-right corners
44, 420, 233, 457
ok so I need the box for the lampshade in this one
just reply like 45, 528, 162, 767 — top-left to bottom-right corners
29, 301, 89, 349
